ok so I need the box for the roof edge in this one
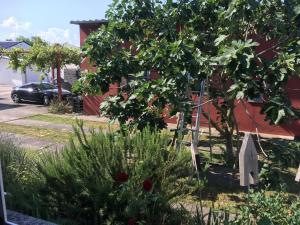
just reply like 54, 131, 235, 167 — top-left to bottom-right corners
70, 19, 108, 25
0, 41, 27, 49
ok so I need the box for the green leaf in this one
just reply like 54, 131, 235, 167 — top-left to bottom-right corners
280, 68, 287, 74
275, 109, 285, 125
294, 5, 300, 16
214, 35, 228, 46
228, 84, 239, 92
236, 91, 245, 99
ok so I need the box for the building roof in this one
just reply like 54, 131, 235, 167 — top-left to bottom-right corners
0, 41, 23, 49
70, 19, 108, 25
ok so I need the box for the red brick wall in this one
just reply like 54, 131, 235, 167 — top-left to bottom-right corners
79, 24, 101, 47
79, 24, 102, 72
79, 23, 120, 115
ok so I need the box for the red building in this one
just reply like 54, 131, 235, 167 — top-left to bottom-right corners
71, 20, 300, 139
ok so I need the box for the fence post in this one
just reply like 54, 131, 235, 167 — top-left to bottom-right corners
239, 133, 259, 187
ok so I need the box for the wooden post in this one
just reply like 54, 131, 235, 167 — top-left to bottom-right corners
0, 162, 17, 225
239, 133, 259, 187
295, 165, 300, 182
56, 52, 62, 102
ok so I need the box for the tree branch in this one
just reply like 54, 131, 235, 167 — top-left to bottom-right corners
201, 109, 225, 136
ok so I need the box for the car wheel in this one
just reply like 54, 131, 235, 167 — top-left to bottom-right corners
43, 95, 50, 106
12, 93, 21, 103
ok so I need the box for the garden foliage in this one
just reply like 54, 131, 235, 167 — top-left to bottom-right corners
35, 124, 197, 224
1, 126, 300, 224
234, 189, 300, 225
258, 139, 300, 187
78, 0, 300, 165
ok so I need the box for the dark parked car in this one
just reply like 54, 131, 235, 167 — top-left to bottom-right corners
11, 82, 72, 105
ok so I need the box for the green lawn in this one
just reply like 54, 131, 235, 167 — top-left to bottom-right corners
0, 122, 72, 142
27, 114, 116, 129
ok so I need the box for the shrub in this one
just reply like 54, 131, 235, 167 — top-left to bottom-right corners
234, 189, 300, 225
48, 99, 72, 114
35, 124, 199, 225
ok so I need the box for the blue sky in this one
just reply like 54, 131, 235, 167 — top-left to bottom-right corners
0, 0, 112, 46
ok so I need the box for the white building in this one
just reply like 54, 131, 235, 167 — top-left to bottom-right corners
0, 41, 50, 86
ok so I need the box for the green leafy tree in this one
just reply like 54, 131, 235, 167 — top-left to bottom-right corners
80, 0, 300, 166
5, 38, 81, 100
15, 36, 45, 46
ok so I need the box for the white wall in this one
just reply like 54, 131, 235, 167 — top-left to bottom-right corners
25, 66, 50, 83
0, 42, 51, 85
0, 58, 50, 86
0, 58, 24, 86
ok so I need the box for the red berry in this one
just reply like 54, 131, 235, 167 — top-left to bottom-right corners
115, 172, 129, 183
143, 179, 153, 192
128, 218, 137, 225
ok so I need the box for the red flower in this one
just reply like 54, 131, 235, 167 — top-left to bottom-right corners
115, 172, 129, 183
128, 218, 137, 225
142, 179, 153, 192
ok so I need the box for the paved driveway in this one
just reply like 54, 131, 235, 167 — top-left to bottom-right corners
0, 84, 48, 122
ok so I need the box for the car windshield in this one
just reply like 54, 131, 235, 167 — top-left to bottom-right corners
37, 83, 55, 90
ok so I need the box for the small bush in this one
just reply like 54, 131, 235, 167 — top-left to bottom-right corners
35, 124, 198, 225
48, 99, 72, 114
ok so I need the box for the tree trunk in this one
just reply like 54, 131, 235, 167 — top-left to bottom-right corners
224, 131, 234, 167
56, 65, 62, 102
51, 65, 55, 84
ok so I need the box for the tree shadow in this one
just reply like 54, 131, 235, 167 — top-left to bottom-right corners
198, 164, 241, 202
0, 103, 25, 110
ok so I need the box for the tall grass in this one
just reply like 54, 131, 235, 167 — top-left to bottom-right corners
0, 134, 41, 215
0, 134, 27, 183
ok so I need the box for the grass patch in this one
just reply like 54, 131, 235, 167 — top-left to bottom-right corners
0, 122, 72, 142
27, 114, 116, 129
